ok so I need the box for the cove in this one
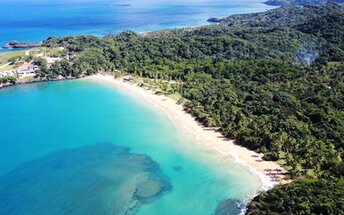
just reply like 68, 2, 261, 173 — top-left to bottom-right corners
0, 79, 261, 214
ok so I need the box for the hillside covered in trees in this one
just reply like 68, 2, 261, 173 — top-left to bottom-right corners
265, 0, 344, 6
35, 3, 344, 214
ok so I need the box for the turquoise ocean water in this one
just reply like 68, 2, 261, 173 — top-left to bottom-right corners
0, 79, 261, 214
0, 0, 275, 48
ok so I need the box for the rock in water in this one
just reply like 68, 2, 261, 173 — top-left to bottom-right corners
2, 41, 40, 49
172, 165, 183, 171
214, 199, 242, 215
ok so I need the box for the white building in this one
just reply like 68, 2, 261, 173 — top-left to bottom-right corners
17, 65, 39, 77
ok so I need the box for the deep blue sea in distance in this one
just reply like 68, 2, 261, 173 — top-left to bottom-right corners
0, 79, 262, 214
0, 0, 275, 48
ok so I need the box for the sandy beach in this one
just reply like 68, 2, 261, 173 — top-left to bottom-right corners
89, 74, 290, 190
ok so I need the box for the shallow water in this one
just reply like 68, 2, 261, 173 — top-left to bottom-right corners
0, 0, 275, 47
0, 79, 261, 214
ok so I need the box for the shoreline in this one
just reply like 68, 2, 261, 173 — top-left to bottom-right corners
0, 73, 290, 190
88, 74, 290, 191
0, 76, 79, 90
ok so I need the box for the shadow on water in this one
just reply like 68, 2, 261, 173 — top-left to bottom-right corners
0, 143, 171, 215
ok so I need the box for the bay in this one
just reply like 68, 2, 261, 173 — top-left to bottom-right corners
0, 79, 261, 214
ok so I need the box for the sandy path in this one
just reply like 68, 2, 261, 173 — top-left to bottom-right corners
0, 62, 10, 70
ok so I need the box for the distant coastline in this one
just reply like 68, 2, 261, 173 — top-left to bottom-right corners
264, 0, 344, 6
0, 0, 275, 48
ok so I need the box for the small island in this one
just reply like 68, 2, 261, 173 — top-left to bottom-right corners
2, 41, 41, 49
112, 3, 131, 7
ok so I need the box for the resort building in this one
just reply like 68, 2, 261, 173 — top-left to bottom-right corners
16, 65, 39, 78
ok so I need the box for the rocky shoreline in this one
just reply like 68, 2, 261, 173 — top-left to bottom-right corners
0, 76, 80, 90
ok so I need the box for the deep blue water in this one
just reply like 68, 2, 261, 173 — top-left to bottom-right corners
0, 0, 274, 47
0, 79, 261, 214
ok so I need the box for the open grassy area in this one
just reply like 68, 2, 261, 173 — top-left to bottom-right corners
0, 50, 26, 63
0, 50, 26, 72
0, 47, 64, 73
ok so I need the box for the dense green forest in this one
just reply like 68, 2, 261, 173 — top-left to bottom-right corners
247, 178, 344, 214
37, 3, 344, 214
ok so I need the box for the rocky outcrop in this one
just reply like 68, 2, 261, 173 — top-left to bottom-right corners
207, 17, 221, 23
2, 41, 41, 49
